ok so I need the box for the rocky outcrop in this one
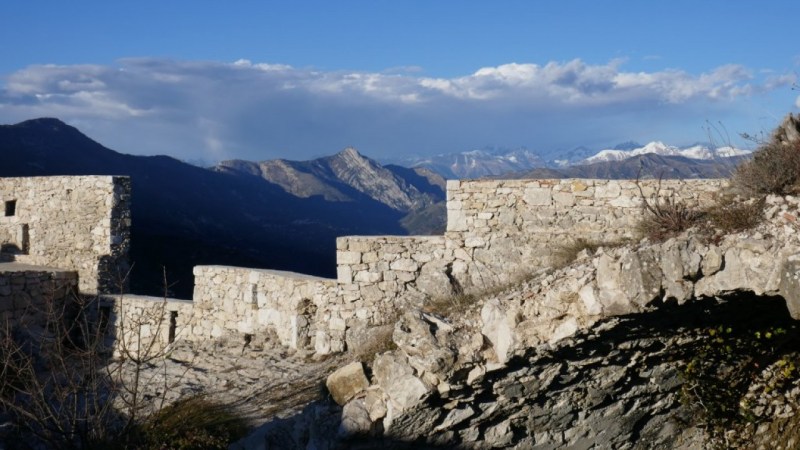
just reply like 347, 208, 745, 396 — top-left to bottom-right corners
260, 192, 800, 448
773, 113, 800, 145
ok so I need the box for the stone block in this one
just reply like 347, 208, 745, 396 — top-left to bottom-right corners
390, 259, 418, 272
447, 210, 469, 232
354, 270, 382, 283
464, 237, 485, 248
337, 266, 353, 284
524, 188, 552, 206
338, 251, 362, 265
553, 192, 575, 206
595, 181, 621, 199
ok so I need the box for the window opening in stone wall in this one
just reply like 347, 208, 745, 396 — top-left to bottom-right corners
98, 305, 111, 335
243, 333, 253, 349
4, 200, 16, 217
168, 311, 178, 344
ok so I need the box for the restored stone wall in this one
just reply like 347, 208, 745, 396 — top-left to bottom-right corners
335, 235, 451, 305
102, 294, 194, 356
318, 236, 449, 353
0, 175, 731, 357
445, 178, 724, 288
0, 176, 131, 294
177, 178, 726, 355
191, 265, 337, 350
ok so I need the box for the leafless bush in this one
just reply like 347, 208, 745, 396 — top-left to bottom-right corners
635, 178, 703, 242
732, 140, 800, 196
0, 272, 199, 448
0, 292, 122, 447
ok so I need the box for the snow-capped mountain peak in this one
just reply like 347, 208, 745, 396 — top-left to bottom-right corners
583, 141, 749, 164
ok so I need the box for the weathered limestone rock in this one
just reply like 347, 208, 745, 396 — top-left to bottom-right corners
695, 242, 778, 297
372, 352, 430, 415
779, 254, 800, 319
618, 248, 663, 308
364, 388, 387, 422
481, 299, 517, 364
326, 362, 369, 406
338, 398, 373, 437
393, 311, 455, 378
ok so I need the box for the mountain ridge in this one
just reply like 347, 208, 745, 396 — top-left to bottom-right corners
216, 147, 445, 213
0, 118, 417, 297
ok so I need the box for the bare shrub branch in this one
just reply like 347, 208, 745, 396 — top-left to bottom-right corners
635, 176, 703, 242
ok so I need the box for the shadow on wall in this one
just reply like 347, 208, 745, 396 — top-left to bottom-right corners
0, 288, 128, 447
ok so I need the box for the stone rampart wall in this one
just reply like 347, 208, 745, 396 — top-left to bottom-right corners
191, 265, 337, 350
0, 176, 131, 294
0, 175, 729, 356
445, 178, 724, 288
320, 235, 449, 353
106, 178, 726, 355
102, 294, 194, 356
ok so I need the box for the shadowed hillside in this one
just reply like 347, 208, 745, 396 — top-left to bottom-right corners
0, 118, 410, 297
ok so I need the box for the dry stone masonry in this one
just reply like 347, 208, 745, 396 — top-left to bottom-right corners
0, 176, 130, 294
0, 263, 78, 333
445, 178, 723, 287
0, 176, 737, 356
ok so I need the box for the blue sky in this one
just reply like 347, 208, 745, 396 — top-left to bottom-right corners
1, 1, 798, 162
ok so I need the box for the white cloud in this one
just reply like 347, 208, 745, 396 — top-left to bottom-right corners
0, 58, 792, 161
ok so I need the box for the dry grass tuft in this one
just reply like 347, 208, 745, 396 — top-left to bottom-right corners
552, 237, 631, 267
636, 195, 703, 242
423, 271, 536, 319
703, 195, 765, 234
424, 292, 478, 318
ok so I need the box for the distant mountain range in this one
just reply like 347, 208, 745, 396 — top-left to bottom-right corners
391, 147, 545, 179
393, 141, 749, 179
516, 153, 749, 180
582, 141, 750, 164
0, 119, 443, 298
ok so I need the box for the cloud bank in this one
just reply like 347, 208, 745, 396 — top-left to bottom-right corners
0, 58, 793, 162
